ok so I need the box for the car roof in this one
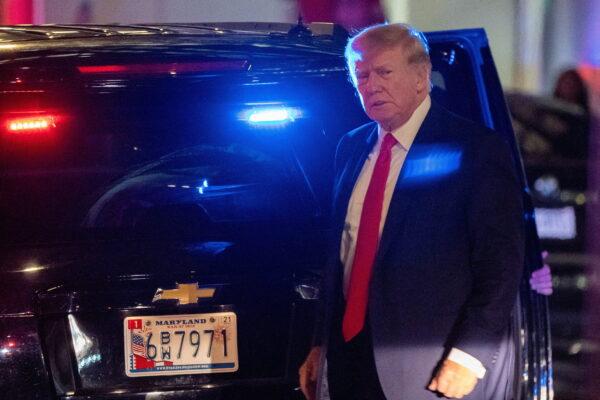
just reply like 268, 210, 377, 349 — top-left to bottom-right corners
0, 23, 513, 151
0, 22, 349, 53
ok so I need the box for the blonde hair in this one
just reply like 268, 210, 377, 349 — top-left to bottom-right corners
345, 23, 431, 87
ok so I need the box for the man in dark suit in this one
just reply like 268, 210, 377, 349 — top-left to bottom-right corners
299, 23, 524, 400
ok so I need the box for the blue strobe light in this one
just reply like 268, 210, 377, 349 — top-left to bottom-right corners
240, 106, 301, 126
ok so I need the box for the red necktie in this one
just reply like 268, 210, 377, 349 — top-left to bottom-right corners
342, 133, 398, 342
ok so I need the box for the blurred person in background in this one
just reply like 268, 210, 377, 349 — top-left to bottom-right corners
508, 68, 590, 162
551, 68, 590, 159
298, 0, 384, 30
554, 69, 590, 112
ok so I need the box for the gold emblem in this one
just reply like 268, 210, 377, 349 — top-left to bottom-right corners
152, 283, 216, 305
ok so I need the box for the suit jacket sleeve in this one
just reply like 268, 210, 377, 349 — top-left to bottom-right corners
311, 133, 353, 346
451, 132, 525, 368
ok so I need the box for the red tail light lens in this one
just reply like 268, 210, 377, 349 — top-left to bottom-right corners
5, 114, 57, 134
77, 61, 249, 75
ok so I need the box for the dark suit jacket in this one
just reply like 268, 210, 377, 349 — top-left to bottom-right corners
319, 102, 525, 399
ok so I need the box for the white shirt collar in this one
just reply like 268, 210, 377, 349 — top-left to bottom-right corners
377, 95, 431, 151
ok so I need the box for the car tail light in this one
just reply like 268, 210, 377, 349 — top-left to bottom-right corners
5, 114, 57, 134
77, 60, 249, 75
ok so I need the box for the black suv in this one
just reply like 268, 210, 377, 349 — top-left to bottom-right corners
0, 22, 550, 399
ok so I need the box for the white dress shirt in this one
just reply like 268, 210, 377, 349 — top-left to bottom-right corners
339, 95, 486, 379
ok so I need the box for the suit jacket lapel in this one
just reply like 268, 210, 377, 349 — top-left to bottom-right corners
333, 125, 378, 238
374, 103, 442, 266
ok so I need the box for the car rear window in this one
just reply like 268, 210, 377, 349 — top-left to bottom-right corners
0, 40, 488, 246
0, 64, 361, 243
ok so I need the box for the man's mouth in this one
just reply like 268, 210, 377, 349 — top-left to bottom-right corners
371, 100, 387, 108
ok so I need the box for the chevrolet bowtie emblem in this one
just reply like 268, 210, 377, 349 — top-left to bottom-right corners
152, 283, 215, 305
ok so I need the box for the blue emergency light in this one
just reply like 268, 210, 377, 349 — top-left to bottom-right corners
240, 106, 301, 126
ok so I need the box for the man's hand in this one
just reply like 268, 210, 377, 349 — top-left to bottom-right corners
299, 346, 321, 400
530, 251, 553, 295
428, 359, 478, 399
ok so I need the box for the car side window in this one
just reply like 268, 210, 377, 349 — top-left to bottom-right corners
429, 43, 484, 125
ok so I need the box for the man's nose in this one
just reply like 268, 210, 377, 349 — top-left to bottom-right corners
363, 73, 382, 94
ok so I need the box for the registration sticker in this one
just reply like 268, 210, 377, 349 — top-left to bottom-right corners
124, 312, 238, 377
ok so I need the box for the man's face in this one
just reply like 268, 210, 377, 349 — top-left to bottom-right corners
353, 45, 428, 131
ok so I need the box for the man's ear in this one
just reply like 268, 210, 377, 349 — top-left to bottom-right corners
415, 63, 430, 93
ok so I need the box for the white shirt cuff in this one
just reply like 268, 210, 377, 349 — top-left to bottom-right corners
447, 348, 486, 379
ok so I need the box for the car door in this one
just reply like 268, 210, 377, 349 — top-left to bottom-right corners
425, 28, 552, 400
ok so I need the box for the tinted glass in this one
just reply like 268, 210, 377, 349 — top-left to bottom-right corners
0, 40, 487, 246
0, 70, 365, 244
429, 42, 484, 124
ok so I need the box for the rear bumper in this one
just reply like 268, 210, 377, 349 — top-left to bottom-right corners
62, 380, 304, 400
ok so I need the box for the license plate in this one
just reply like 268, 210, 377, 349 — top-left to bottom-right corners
124, 312, 238, 377
534, 206, 577, 240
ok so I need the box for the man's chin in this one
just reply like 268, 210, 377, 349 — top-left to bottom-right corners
368, 112, 411, 131
365, 111, 391, 126
369, 116, 396, 130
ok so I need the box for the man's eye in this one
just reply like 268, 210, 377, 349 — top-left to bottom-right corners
380, 70, 392, 76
